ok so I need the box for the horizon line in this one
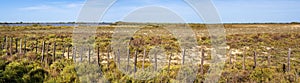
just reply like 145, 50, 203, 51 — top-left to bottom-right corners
0, 21, 300, 24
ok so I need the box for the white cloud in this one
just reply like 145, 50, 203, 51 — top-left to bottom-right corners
65, 3, 84, 8
19, 2, 83, 11
19, 5, 54, 11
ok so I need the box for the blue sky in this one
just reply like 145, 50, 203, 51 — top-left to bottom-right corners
0, 0, 299, 23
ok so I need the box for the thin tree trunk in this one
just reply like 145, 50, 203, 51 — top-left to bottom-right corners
46, 43, 49, 56
117, 49, 120, 67
142, 48, 146, 70
97, 46, 100, 66
229, 50, 232, 64
107, 46, 110, 68
9, 37, 13, 55
53, 42, 56, 62
15, 38, 18, 53
234, 54, 236, 69
73, 46, 77, 63
288, 48, 291, 72
114, 48, 117, 61
182, 48, 186, 65
296, 69, 299, 82
62, 44, 65, 57
134, 50, 138, 72
0, 37, 2, 50
168, 53, 172, 74
72, 46, 74, 59
45, 43, 49, 65
35, 39, 38, 53
88, 46, 91, 63
62, 38, 66, 58
5, 36, 8, 55
79, 48, 83, 62
67, 46, 70, 59
0, 36, 2, 50
154, 50, 158, 71
24, 38, 27, 54
1, 36, 5, 50
41, 41, 45, 63
243, 50, 246, 70
19, 39, 22, 54
201, 49, 205, 75
107, 47, 110, 59
253, 51, 257, 69
268, 55, 271, 67
126, 48, 130, 72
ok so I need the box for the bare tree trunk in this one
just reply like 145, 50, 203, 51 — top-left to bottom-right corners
1, 36, 5, 50
243, 51, 245, 70
0, 36, 2, 50
168, 53, 172, 74
126, 48, 130, 72
35, 39, 38, 53
201, 49, 205, 75
88, 46, 91, 63
62, 38, 67, 58
288, 48, 291, 72
53, 42, 56, 62
143, 48, 146, 70
9, 37, 13, 56
97, 46, 100, 66
117, 49, 120, 67
229, 50, 232, 64
73, 46, 77, 63
107, 46, 110, 68
113, 48, 116, 61
46, 43, 49, 56
182, 48, 186, 65
62, 44, 65, 57
67, 46, 70, 59
15, 38, 18, 53
134, 50, 138, 72
234, 54, 237, 69
41, 41, 45, 63
24, 38, 27, 54
0, 37, 2, 50
296, 69, 299, 82
268, 55, 271, 67
79, 47, 83, 62
45, 43, 48, 66
155, 50, 158, 71
19, 39, 22, 54
5, 36, 8, 55
253, 51, 257, 69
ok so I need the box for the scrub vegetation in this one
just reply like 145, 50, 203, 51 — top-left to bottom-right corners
0, 23, 299, 83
